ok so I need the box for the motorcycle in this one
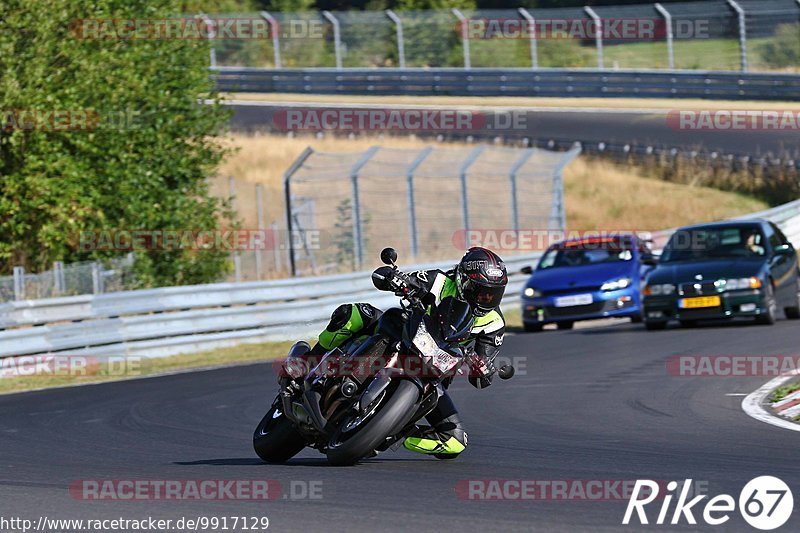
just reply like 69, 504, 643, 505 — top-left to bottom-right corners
253, 247, 514, 466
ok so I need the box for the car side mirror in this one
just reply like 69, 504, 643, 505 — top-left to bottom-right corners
774, 244, 793, 256
520, 265, 533, 275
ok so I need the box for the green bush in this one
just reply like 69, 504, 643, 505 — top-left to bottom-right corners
756, 24, 800, 69
0, 0, 234, 286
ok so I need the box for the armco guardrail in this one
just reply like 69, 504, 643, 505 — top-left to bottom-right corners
214, 68, 800, 101
2, 199, 799, 360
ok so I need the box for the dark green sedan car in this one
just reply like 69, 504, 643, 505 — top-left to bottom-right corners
643, 220, 800, 330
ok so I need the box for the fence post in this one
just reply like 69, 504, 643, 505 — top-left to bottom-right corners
726, 0, 748, 72
584, 6, 604, 69
91, 262, 103, 294
458, 146, 485, 234
322, 11, 343, 70
550, 143, 582, 231
385, 10, 406, 69
260, 11, 282, 68
452, 8, 471, 69
654, 3, 675, 69
284, 147, 315, 277
509, 149, 536, 232
518, 8, 538, 69
349, 146, 380, 270
200, 13, 217, 68
12, 266, 25, 301
228, 176, 242, 282
405, 147, 433, 260
255, 183, 265, 281
53, 261, 65, 295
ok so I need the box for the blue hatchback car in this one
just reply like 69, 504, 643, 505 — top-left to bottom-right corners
520, 234, 657, 332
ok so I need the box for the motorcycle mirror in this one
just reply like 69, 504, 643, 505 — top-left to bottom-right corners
380, 247, 398, 265
497, 365, 515, 380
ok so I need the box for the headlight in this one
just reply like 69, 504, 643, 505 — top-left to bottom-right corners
523, 287, 541, 297
719, 277, 762, 290
644, 283, 676, 296
600, 277, 631, 291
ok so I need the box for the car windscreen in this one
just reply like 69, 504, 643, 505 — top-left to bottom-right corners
660, 226, 767, 263
537, 241, 633, 270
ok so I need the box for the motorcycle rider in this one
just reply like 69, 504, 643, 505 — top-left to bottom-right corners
301, 247, 508, 459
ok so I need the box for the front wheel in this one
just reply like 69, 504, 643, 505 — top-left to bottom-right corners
556, 321, 574, 330
326, 380, 419, 466
253, 403, 307, 463
756, 283, 777, 325
784, 277, 800, 320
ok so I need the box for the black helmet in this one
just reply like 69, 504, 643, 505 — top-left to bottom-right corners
455, 247, 508, 316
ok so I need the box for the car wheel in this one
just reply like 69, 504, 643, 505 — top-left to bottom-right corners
784, 277, 800, 320
645, 321, 667, 331
556, 321, 574, 330
756, 282, 777, 325
679, 320, 698, 328
630, 314, 643, 324
524, 322, 544, 333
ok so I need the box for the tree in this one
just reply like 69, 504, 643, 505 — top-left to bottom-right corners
0, 0, 235, 286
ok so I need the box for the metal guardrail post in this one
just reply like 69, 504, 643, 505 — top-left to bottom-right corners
452, 8, 471, 69
509, 149, 536, 232
385, 10, 406, 69
518, 8, 538, 69
322, 11, 343, 70
200, 13, 217, 68
255, 183, 265, 280
458, 146, 485, 234
584, 6, 604, 69
53, 261, 65, 295
726, 0, 748, 72
260, 11, 281, 68
12, 266, 24, 301
405, 147, 433, 260
349, 146, 380, 270
283, 147, 314, 277
91, 262, 103, 294
654, 3, 675, 69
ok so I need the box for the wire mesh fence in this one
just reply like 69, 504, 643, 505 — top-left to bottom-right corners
0, 255, 136, 303
280, 144, 581, 277
209, 1, 800, 72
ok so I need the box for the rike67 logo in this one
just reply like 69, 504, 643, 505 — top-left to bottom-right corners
623, 476, 793, 530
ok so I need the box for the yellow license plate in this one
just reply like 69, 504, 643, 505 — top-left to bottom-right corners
679, 296, 721, 309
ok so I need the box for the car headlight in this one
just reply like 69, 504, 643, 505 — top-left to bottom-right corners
523, 287, 541, 298
718, 277, 762, 290
644, 283, 676, 296
600, 277, 631, 291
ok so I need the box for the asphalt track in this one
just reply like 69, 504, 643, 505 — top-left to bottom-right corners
3, 319, 800, 532
227, 101, 800, 157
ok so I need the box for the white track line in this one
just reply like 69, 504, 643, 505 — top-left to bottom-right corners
741, 369, 800, 433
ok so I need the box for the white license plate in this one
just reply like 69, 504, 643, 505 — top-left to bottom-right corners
554, 294, 593, 307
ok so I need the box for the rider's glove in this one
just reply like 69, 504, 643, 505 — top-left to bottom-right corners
466, 350, 496, 389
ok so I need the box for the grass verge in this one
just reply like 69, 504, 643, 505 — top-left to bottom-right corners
0, 341, 297, 396
770, 381, 800, 403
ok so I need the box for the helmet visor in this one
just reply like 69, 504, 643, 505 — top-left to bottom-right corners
462, 278, 505, 311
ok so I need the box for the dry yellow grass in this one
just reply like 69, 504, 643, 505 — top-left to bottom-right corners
215, 133, 767, 234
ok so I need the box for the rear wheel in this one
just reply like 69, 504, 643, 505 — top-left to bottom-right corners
327, 380, 419, 466
679, 320, 698, 328
630, 314, 643, 324
556, 321, 574, 330
645, 321, 667, 331
253, 403, 307, 463
784, 277, 800, 320
756, 282, 777, 325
